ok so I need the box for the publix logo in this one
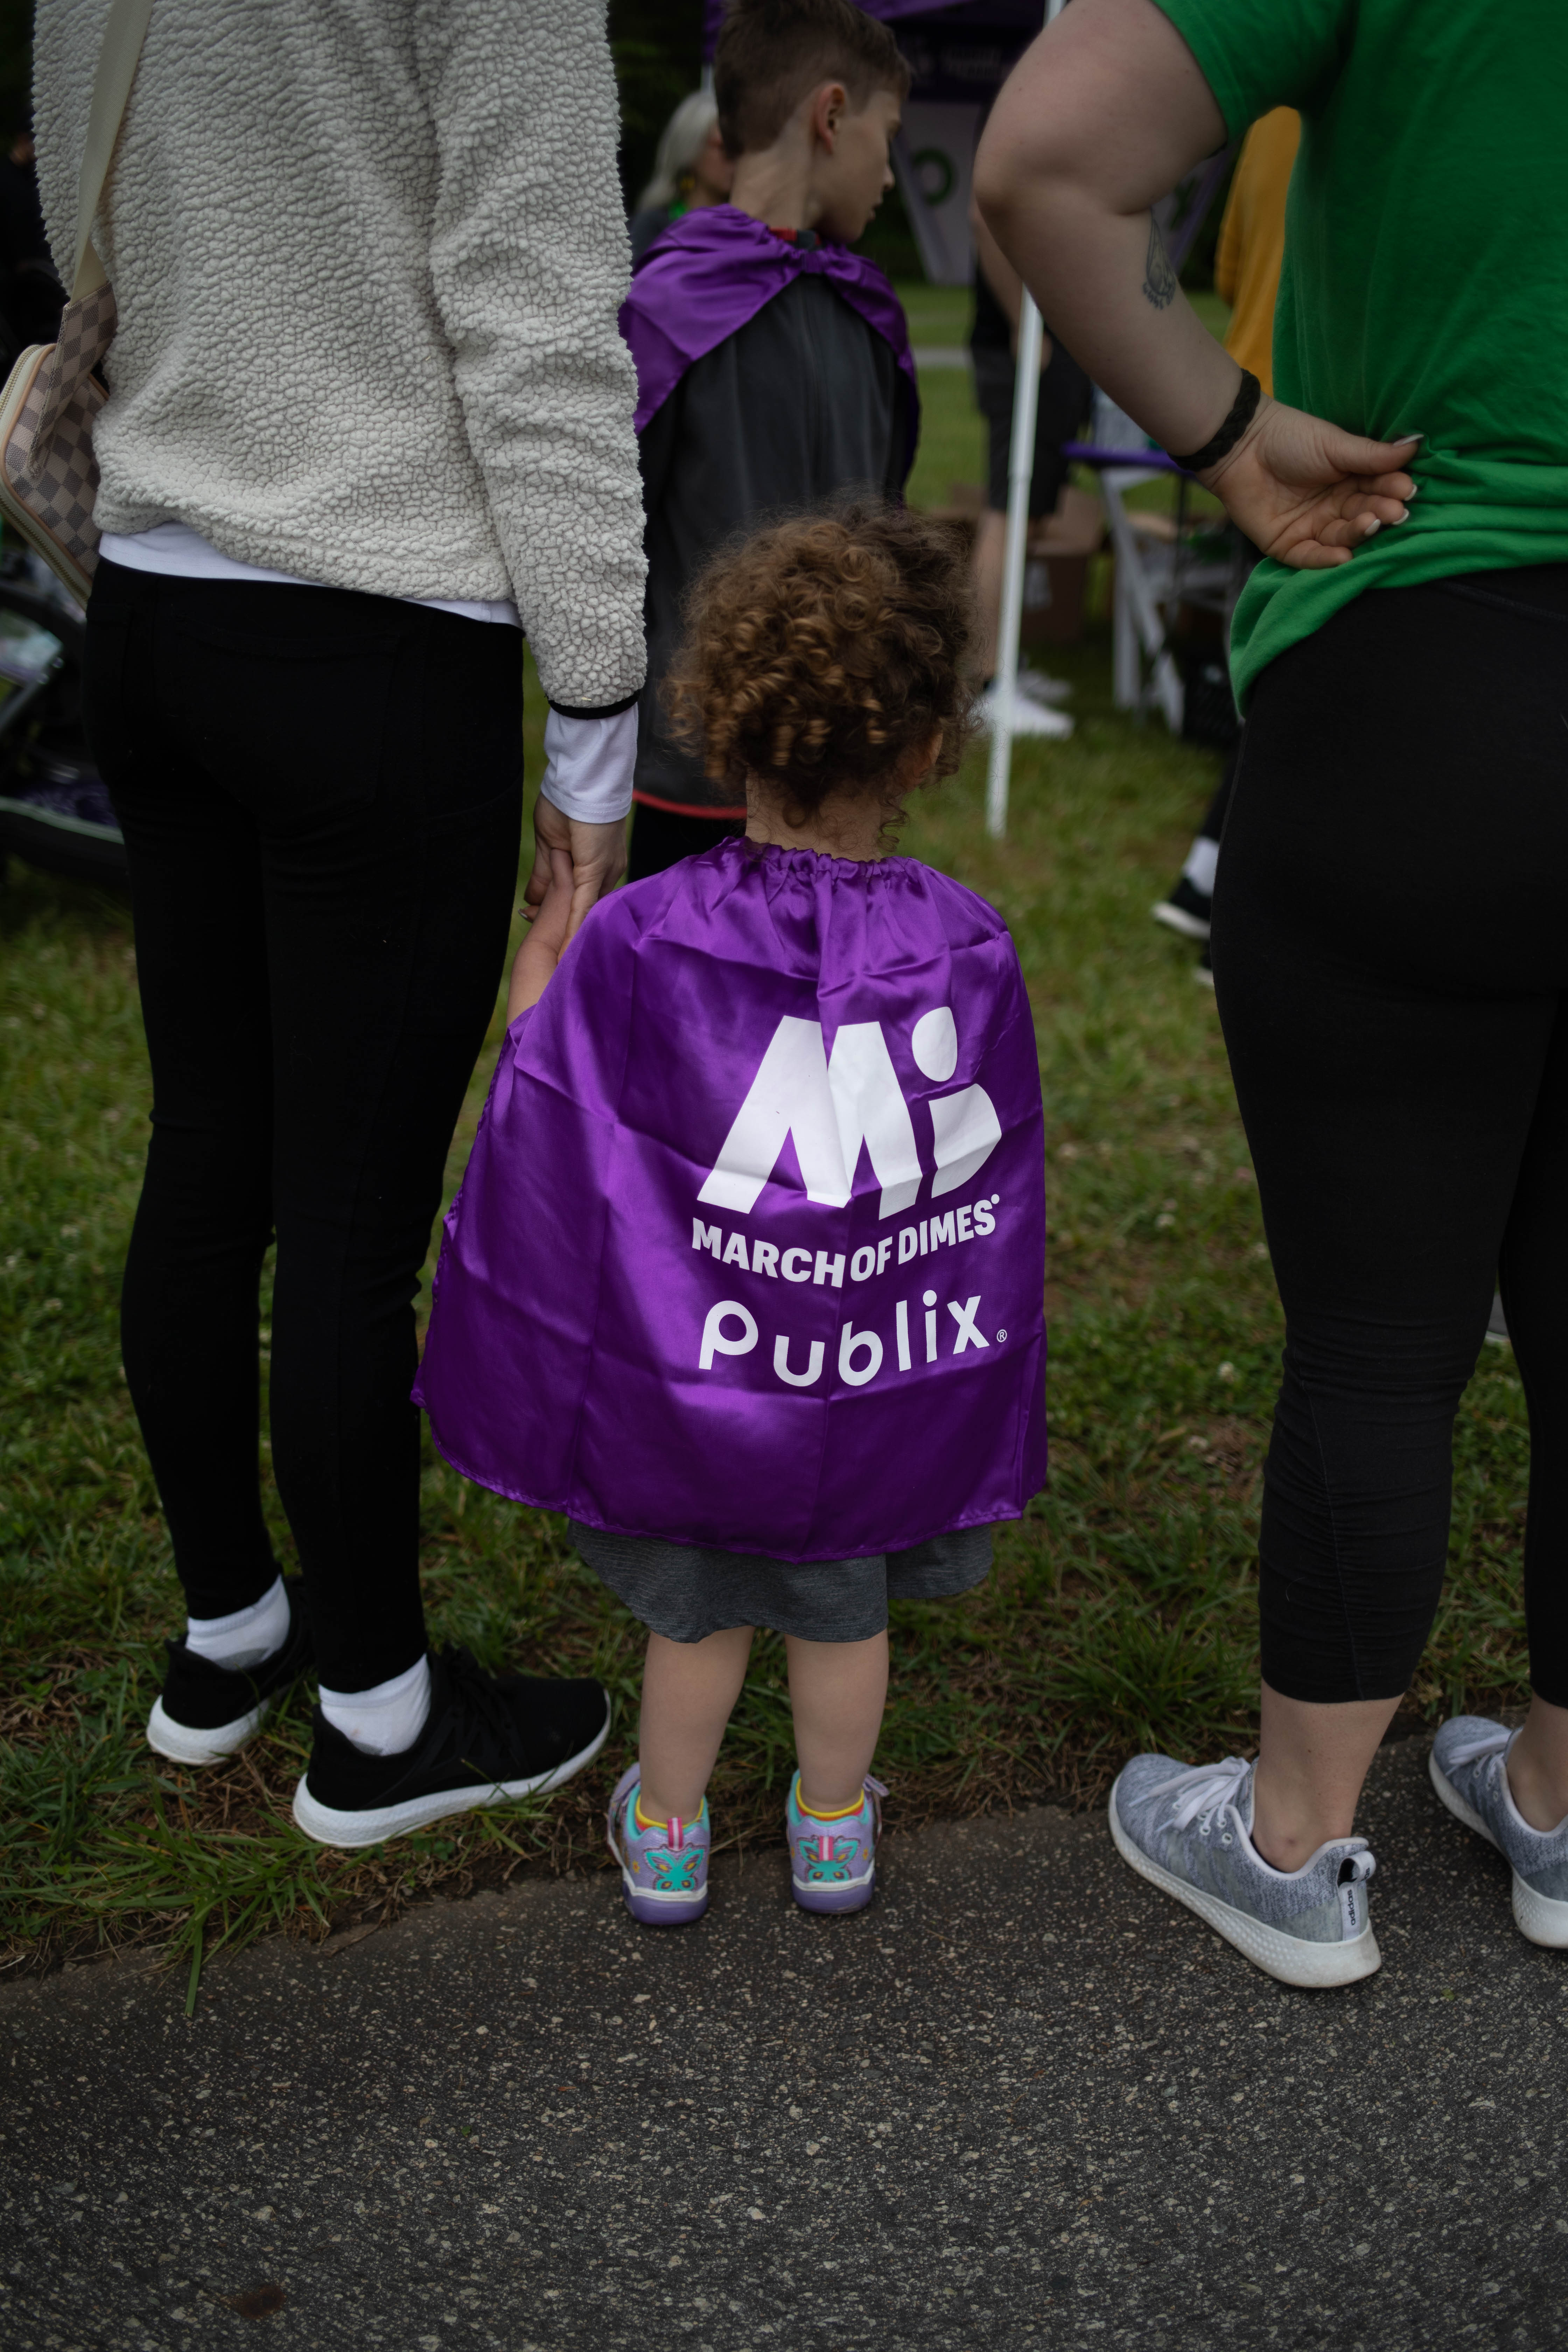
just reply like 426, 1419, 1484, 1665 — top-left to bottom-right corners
698, 1006, 1000, 1218
688, 1008, 1008, 1393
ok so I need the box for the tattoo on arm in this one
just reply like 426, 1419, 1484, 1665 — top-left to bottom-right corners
1142, 215, 1177, 310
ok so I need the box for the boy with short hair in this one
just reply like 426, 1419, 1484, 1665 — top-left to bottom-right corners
619, 0, 918, 879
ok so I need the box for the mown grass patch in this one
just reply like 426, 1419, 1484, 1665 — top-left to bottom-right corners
0, 628, 1530, 1997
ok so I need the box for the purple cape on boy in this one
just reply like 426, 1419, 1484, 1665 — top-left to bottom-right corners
619, 203, 920, 479
414, 843, 1047, 1562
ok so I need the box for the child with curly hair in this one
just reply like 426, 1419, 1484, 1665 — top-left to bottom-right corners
415, 503, 1046, 1926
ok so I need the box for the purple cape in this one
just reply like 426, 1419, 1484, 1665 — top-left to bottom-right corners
414, 841, 1046, 1561
618, 205, 920, 481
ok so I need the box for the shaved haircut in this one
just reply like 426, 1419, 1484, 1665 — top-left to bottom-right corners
714, 0, 910, 160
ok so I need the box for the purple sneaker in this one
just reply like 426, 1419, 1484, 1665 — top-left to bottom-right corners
786, 1773, 887, 1914
606, 1765, 710, 1927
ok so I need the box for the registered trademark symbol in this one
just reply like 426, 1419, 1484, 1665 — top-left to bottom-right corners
996, 1329, 1008, 1343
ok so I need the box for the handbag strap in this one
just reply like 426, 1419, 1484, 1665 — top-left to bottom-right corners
69, 0, 157, 303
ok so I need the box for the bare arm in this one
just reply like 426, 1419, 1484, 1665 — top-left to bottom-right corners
508, 847, 576, 1021
974, 0, 1417, 569
977, 0, 1230, 448
1212, 151, 1242, 309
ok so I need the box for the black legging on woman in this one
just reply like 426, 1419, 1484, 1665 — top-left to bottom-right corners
83, 560, 523, 1694
1214, 562, 1568, 1706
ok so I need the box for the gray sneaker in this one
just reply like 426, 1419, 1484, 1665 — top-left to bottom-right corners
1429, 1716, 1568, 1948
1109, 1753, 1380, 1988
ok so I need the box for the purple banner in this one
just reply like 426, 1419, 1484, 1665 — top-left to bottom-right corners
703, 0, 1044, 47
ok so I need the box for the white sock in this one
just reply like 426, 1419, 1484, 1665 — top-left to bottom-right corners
319, 1654, 432, 1757
186, 1573, 289, 1671
1182, 835, 1220, 896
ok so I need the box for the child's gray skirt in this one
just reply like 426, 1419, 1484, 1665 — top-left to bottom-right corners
569, 1521, 994, 1645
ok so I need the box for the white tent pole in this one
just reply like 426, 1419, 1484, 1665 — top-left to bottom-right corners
984, 285, 1043, 840
983, 0, 1064, 842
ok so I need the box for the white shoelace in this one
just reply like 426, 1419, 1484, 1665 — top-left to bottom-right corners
1145, 1754, 1376, 1883
1147, 1755, 1253, 1833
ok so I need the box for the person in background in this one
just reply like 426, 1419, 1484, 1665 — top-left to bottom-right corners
619, 0, 917, 883
967, 200, 1086, 742
1212, 106, 1299, 392
35, 0, 646, 1848
981, 0, 1568, 1988
1152, 108, 1299, 967
628, 91, 735, 264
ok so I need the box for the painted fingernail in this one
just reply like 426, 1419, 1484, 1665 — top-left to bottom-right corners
1393, 505, 1411, 523
1363, 518, 1381, 537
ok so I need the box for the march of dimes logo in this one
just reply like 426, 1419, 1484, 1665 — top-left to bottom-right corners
689, 1006, 1006, 1392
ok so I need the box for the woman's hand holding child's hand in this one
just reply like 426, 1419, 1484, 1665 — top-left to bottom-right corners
507, 846, 576, 1021
526, 790, 627, 944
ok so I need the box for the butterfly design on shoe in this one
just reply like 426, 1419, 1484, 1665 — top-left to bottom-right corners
801, 1833, 862, 1884
647, 1843, 704, 1893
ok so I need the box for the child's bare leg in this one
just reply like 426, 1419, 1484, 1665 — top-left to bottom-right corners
638, 1626, 753, 1821
785, 1631, 889, 1810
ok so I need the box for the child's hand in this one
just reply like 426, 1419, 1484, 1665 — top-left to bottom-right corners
507, 846, 576, 1020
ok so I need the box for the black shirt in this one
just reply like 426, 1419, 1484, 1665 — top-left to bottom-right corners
635, 272, 910, 812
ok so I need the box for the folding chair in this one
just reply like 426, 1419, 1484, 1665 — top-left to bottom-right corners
986, 144, 1239, 829
1078, 388, 1253, 733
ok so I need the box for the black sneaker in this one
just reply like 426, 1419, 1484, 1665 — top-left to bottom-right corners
290, 1644, 611, 1848
1152, 873, 1213, 943
1195, 941, 1215, 989
146, 1581, 313, 1767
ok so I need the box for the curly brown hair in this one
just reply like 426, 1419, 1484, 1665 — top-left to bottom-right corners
664, 501, 975, 820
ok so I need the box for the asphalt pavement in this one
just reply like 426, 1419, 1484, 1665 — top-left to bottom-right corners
3, 1732, 1565, 2352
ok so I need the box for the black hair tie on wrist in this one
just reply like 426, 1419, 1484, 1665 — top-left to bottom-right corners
1166, 369, 1262, 472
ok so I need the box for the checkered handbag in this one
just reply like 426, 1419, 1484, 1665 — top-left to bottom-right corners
0, 288, 115, 603
0, 0, 154, 605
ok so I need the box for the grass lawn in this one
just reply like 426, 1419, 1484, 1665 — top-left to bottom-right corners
0, 363, 1532, 2001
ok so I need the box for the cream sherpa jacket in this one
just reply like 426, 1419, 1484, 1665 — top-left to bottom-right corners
32, 0, 646, 709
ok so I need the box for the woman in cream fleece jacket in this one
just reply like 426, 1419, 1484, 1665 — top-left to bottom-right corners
31, 0, 642, 1841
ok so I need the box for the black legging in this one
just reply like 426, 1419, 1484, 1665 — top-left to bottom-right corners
83, 561, 522, 1692
1194, 732, 1240, 855
1214, 563, 1568, 1706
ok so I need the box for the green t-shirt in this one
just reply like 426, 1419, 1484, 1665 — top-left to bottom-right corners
1155, 0, 1568, 706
